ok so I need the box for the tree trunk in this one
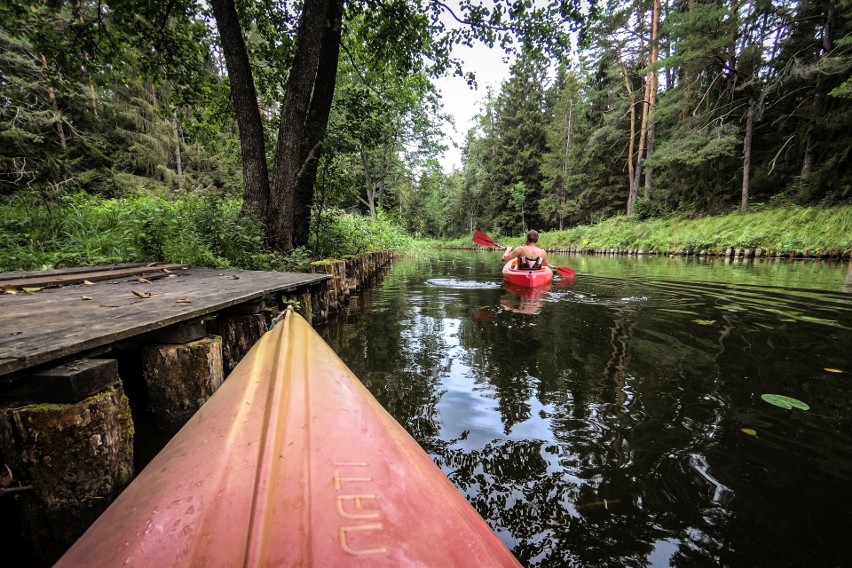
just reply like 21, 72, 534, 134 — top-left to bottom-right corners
619, 57, 638, 214
559, 95, 573, 230
642, 0, 661, 199
76, 0, 98, 117
632, 0, 661, 203
644, 126, 655, 196
801, 0, 835, 179
173, 110, 184, 191
359, 146, 377, 221
269, 0, 333, 253
741, 95, 755, 212
209, 0, 270, 221
40, 54, 67, 151
292, 0, 344, 249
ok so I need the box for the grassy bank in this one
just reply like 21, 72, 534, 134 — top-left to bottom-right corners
442, 206, 852, 257
0, 193, 415, 272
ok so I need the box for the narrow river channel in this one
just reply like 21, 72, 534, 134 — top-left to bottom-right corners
320, 250, 852, 567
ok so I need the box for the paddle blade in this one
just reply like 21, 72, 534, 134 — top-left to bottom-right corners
555, 266, 576, 281
473, 230, 501, 248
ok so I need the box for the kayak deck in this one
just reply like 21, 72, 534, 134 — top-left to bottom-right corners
55, 309, 520, 567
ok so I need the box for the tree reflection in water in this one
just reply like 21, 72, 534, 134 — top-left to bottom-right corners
321, 252, 852, 567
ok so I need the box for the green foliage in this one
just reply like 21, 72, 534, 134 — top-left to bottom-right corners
1, 0, 849, 253
526, 205, 852, 254
310, 208, 415, 258
0, 192, 307, 272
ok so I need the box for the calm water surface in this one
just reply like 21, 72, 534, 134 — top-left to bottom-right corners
319, 251, 852, 567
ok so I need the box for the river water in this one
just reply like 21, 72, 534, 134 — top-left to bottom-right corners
319, 250, 852, 567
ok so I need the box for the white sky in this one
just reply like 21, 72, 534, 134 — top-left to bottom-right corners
433, 39, 513, 172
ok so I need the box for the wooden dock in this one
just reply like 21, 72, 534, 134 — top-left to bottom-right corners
0, 264, 328, 379
0, 253, 394, 565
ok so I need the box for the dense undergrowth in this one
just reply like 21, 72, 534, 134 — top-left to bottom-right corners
0, 193, 416, 272
2, 195, 849, 274
442, 206, 852, 256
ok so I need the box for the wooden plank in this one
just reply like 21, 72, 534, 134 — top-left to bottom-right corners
0, 268, 330, 377
28, 359, 121, 403
0, 263, 149, 281
0, 263, 189, 290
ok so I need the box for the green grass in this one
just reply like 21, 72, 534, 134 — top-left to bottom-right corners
0, 193, 417, 272
465, 206, 852, 256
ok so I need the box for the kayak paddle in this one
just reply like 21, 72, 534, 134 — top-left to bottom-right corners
472, 230, 577, 281
472, 230, 502, 248
554, 266, 576, 281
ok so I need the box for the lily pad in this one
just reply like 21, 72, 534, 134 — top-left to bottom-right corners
761, 394, 810, 411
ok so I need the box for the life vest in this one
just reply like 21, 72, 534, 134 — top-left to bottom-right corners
517, 256, 543, 270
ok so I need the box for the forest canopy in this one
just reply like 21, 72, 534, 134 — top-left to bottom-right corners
1, 0, 849, 253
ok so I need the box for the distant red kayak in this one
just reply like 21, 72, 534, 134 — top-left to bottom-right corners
55, 309, 521, 567
502, 260, 553, 288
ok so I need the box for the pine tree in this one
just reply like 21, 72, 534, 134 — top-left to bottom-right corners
490, 48, 550, 234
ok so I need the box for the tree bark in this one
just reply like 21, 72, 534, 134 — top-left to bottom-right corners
359, 145, 378, 221
76, 0, 98, 117
741, 95, 754, 212
40, 54, 67, 151
559, 98, 573, 230
209, 0, 270, 221
173, 110, 183, 191
642, 0, 661, 199
632, 0, 660, 202
619, 56, 638, 214
292, 0, 344, 249
269, 0, 333, 253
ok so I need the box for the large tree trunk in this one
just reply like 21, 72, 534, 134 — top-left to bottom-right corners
268, 0, 334, 253
292, 0, 344, 249
209, 0, 270, 221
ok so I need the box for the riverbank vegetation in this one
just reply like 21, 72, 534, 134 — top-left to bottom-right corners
0, 193, 413, 272
1, 1, 849, 269
3, 194, 848, 274
445, 205, 852, 257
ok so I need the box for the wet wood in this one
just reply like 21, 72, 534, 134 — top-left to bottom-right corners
0, 268, 329, 377
0, 255, 393, 566
0, 263, 188, 289
219, 314, 267, 376
26, 359, 121, 404
0, 384, 134, 564
143, 336, 223, 430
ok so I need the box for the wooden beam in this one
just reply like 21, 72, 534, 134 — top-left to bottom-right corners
0, 264, 189, 290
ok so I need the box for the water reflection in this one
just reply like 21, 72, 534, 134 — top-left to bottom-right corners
501, 284, 549, 315
320, 251, 852, 567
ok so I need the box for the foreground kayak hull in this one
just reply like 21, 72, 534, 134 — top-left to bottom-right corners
502, 260, 553, 288
56, 309, 521, 567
